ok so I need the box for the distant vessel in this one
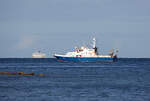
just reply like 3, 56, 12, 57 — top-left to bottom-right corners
54, 37, 118, 62
32, 51, 46, 58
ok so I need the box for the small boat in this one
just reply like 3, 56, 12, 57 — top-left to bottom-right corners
32, 51, 46, 58
54, 37, 118, 62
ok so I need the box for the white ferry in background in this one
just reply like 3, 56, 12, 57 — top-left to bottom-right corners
32, 51, 46, 58
54, 37, 118, 62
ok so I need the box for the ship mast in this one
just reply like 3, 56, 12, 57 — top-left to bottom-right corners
93, 37, 98, 55
93, 37, 96, 49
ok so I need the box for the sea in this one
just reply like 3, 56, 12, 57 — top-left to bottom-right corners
0, 58, 150, 101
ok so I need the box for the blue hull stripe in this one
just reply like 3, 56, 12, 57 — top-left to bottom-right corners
55, 56, 117, 62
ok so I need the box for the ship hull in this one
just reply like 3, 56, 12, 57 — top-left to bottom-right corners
55, 56, 118, 62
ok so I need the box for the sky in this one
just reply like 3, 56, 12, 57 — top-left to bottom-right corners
0, 0, 150, 58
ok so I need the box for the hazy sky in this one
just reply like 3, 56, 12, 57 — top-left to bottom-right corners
0, 0, 150, 58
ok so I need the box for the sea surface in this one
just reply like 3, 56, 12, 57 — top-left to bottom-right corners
0, 58, 150, 101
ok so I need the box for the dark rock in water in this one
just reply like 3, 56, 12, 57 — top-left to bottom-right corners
0, 72, 17, 75
0, 72, 34, 75
18, 72, 34, 75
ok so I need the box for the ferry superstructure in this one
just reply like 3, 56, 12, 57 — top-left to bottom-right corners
54, 38, 118, 62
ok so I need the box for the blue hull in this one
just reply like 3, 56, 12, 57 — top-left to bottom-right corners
55, 56, 118, 62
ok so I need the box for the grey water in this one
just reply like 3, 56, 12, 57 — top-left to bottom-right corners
0, 58, 150, 101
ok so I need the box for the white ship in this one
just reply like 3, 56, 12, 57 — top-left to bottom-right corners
32, 51, 46, 58
54, 38, 118, 62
